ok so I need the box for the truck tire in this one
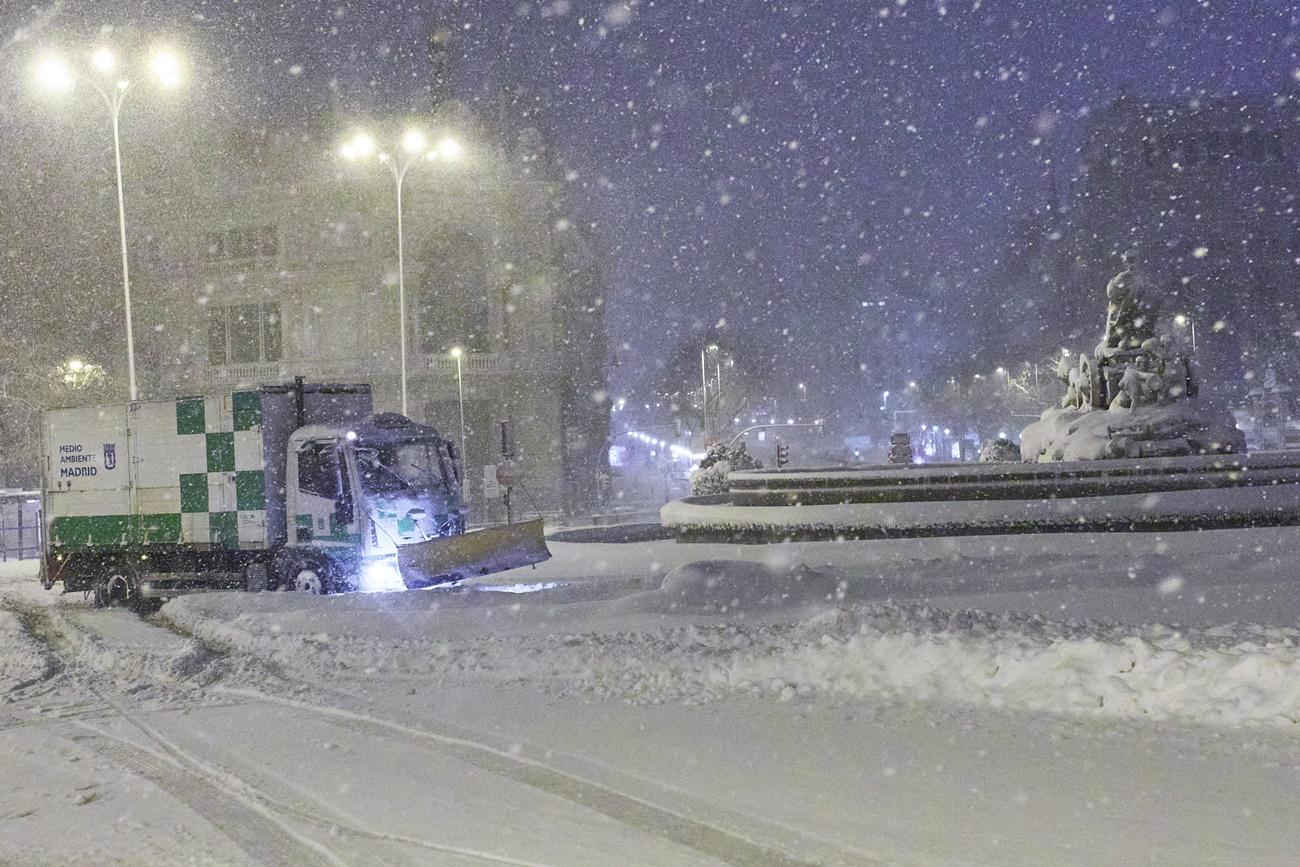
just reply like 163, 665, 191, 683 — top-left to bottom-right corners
291, 568, 326, 595
93, 570, 157, 612
277, 554, 333, 595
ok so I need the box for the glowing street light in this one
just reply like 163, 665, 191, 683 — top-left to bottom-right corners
90, 47, 117, 74
340, 129, 466, 416
149, 48, 183, 89
1174, 313, 1198, 350
450, 346, 467, 497
33, 44, 187, 401
400, 129, 428, 154
432, 136, 464, 161
35, 55, 74, 92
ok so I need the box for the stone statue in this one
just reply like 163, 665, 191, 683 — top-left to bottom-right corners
1097, 251, 1160, 360
1020, 252, 1244, 461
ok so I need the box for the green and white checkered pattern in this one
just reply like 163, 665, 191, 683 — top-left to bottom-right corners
173, 391, 267, 549
45, 390, 270, 552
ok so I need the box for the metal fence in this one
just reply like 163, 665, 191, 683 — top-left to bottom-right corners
0, 491, 41, 561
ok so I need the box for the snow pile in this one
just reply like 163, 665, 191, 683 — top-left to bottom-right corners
689, 441, 762, 495
0, 609, 53, 688
165, 556, 1300, 728
978, 437, 1021, 462
571, 596, 1300, 727
656, 559, 848, 611
688, 459, 732, 496
718, 608, 1300, 726
1022, 402, 1244, 462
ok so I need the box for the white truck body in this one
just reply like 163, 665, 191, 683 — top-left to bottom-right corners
41, 379, 545, 606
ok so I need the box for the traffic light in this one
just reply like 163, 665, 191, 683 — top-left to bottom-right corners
776, 441, 790, 468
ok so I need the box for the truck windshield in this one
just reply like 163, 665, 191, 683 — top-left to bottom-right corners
355, 441, 444, 494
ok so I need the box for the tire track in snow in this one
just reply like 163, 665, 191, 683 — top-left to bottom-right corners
17, 597, 861, 864
2, 598, 346, 866
208, 755, 559, 867
159, 604, 870, 864
222, 686, 864, 867
0, 595, 66, 692
6, 599, 560, 866
60, 722, 344, 867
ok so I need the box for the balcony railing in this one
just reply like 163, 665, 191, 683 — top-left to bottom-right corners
421, 353, 511, 374
203, 361, 286, 387
183, 352, 517, 390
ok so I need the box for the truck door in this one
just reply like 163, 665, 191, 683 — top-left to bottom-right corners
292, 442, 359, 549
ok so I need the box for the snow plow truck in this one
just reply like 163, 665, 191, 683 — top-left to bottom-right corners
39, 379, 550, 607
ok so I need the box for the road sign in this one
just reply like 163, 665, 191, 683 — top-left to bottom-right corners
496, 459, 525, 488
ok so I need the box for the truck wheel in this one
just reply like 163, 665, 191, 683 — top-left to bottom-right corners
281, 558, 331, 595
93, 573, 135, 609
291, 568, 326, 595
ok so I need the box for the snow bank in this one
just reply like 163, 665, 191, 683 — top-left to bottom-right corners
695, 607, 1300, 726
166, 557, 1300, 728
579, 571, 1300, 726
0, 609, 51, 688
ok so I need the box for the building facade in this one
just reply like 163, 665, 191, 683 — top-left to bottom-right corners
132, 111, 609, 520
975, 92, 1300, 403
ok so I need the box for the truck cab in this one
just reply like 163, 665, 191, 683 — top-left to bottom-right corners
282, 413, 463, 593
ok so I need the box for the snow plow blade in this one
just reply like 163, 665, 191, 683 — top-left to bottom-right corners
397, 518, 551, 589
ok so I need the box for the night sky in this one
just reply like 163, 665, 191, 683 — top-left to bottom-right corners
4, 1, 1299, 410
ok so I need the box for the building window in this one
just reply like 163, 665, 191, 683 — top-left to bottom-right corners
202, 225, 279, 262
207, 302, 282, 364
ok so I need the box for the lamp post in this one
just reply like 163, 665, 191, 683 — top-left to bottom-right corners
341, 131, 463, 416
1174, 313, 1197, 351
450, 346, 467, 498
700, 343, 720, 440
34, 46, 184, 402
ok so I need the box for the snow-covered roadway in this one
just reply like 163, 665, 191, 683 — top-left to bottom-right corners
3, 526, 1300, 865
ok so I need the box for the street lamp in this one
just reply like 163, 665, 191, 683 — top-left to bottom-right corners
700, 343, 720, 439
449, 346, 467, 497
1174, 313, 1198, 351
34, 45, 185, 401
340, 128, 464, 416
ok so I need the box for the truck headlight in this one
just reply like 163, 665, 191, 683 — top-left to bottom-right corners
359, 557, 404, 593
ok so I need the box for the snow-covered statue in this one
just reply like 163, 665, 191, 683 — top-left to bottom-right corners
1098, 251, 1160, 357
1020, 255, 1243, 462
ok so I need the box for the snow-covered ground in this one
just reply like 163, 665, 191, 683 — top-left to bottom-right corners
4, 527, 1300, 865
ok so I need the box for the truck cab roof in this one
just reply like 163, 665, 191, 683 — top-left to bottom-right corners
290, 412, 448, 450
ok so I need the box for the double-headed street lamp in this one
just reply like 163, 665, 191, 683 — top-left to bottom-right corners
34, 45, 184, 402
340, 130, 464, 417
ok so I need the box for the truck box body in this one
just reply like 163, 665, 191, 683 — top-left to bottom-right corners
43, 383, 372, 558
